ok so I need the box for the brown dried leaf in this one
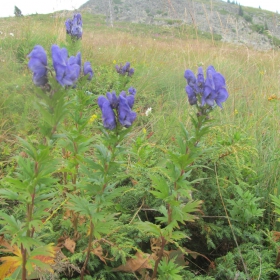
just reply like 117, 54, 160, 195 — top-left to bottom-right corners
64, 238, 76, 253
112, 252, 154, 272
92, 245, 107, 264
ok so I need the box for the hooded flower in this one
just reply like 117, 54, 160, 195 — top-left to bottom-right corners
69, 52, 81, 68
115, 62, 134, 77
65, 18, 72, 34
118, 95, 137, 127
202, 66, 229, 108
98, 88, 137, 129
97, 96, 116, 130
28, 45, 48, 86
65, 13, 83, 40
51, 44, 80, 86
106, 91, 119, 109
83, 61, 93, 80
184, 65, 228, 108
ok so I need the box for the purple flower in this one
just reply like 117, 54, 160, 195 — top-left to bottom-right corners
128, 87, 136, 96
65, 13, 83, 40
65, 19, 72, 34
69, 52, 81, 68
185, 85, 197, 105
106, 91, 118, 109
83, 61, 93, 80
122, 62, 130, 72
126, 87, 136, 108
115, 62, 134, 77
28, 45, 48, 86
202, 66, 228, 108
118, 95, 137, 127
184, 65, 228, 108
97, 96, 116, 130
128, 68, 134, 77
51, 45, 80, 86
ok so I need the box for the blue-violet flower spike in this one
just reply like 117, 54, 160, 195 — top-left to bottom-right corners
97, 96, 116, 130
83, 61, 93, 80
28, 45, 48, 86
118, 95, 137, 127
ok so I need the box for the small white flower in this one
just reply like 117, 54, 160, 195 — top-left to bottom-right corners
9, 33, 14, 37
145, 107, 152, 116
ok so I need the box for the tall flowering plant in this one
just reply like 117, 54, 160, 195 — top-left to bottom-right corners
137, 66, 229, 278
0, 42, 94, 279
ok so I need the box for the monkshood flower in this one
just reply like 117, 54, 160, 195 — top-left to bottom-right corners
28, 45, 48, 86
65, 13, 83, 40
51, 45, 80, 86
83, 61, 93, 80
98, 89, 137, 129
118, 95, 137, 127
69, 52, 81, 68
115, 62, 135, 77
97, 96, 117, 130
184, 65, 228, 108
106, 91, 118, 109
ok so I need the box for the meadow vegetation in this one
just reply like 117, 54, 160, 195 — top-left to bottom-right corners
0, 10, 280, 279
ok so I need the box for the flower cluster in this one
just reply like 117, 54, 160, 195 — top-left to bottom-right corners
65, 13, 83, 40
184, 65, 228, 108
97, 87, 137, 130
115, 62, 134, 77
28, 44, 93, 87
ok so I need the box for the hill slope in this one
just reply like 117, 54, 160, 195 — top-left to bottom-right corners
80, 0, 280, 50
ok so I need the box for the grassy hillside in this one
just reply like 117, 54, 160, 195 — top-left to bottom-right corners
1, 11, 280, 279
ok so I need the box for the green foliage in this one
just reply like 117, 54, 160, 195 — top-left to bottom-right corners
250, 23, 266, 34
214, 242, 280, 279
1, 9, 280, 280
226, 184, 265, 225
158, 257, 184, 279
243, 14, 253, 23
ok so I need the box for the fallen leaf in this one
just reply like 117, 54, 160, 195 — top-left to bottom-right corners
112, 251, 154, 272
64, 238, 76, 253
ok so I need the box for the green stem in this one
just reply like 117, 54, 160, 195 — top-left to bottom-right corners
80, 220, 94, 280
21, 244, 27, 280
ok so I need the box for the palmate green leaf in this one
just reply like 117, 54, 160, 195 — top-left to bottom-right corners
182, 200, 202, 221
2, 177, 27, 191
16, 237, 44, 253
28, 220, 44, 232
0, 189, 19, 200
67, 194, 95, 217
16, 157, 35, 181
156, 205, 169, 224
165, 161, 181, 182
168, 152, 195, 170
83, 158, 104, 172
0, 213, 22, 235
168, 231, 188, 241
17, 137, 37, 160
92, 214, 118, 239
107, 161, 121, 175
28, 244, 55, 258
270, 194, 280, 216
94, 143, 111, 164
136, 221, 161, 237
150, 174, 170, 200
